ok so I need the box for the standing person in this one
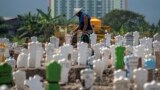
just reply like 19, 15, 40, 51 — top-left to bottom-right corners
71, 8, 93, 44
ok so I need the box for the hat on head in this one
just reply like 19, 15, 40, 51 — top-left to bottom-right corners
73, 8, 82, 16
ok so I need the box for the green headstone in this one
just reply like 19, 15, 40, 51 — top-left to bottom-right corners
0, 62, 12, 85
46, 83, 60, 90
46, 60, 61, 90
115, 46, 125, 69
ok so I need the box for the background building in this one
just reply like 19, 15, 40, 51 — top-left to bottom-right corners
50, 0, 128, 19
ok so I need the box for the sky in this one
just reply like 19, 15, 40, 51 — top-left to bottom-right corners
128, 0, 160, 25
0, 0, 160, 25
0, 0, 48, 17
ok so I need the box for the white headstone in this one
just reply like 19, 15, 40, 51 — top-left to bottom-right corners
45, 43, 55, 63
13, 70, 26, 90
125, 55, 139, 78
80, 69, 94, 90
139, 37, 152, 55
65, 34, 72, 45
153, 40, 160, 52
0, 85, 9, 90
93, 59, 106, 80
90, 33, 97, 46
4, 46, 10, 59
125, 45, 133, 55
35, 43, 43, 68
71, 49, 78, 64
124, 33, 134, 46
28, 37, 43, 68
59, 44, 73, 60
145, 54, 155, 60
133, 31, 139, 46
153, 33, 160, 42
105, 33, 111, 47
144, 81, 160, 90
145, 38, 153, 54
115, 35, 124, 45
133, 68, 148, 90
31, 36, 37, 42
113, 77, 130, 90
101, 47, 111, 65
87, 55, 95, 66
24, 75, 44, 90
93, 43, 101, 60
50, 36, 59, 48
58, 59, 71, 83
114, 69, 126, 79
77, 42, 88, 65
17, 49, 28, 68
110, 45, 116, 65
133, 45, 146, 66
52, 54, 63, 62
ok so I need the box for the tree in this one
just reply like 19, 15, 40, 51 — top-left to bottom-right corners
17, 12, 40, 38
156, 19, 160, 33
102, 10, 150, 33
0, 16, 4, 24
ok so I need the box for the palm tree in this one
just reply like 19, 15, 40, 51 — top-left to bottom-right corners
17, 12, 40, 38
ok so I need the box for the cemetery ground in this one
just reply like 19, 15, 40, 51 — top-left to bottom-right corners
12, 65, 114, 90
1, 32, 160, 90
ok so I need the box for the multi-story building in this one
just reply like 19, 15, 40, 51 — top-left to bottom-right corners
50, 0, 128, 19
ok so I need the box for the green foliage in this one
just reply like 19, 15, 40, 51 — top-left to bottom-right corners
10, 37, 24, 45
119, 25, 126, 35
0, 16, 4, 24
17, 8, 59, 41
102, 10, 150, 33
156, 19, 160, 33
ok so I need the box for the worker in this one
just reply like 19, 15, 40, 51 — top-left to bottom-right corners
71, 8, 93, 44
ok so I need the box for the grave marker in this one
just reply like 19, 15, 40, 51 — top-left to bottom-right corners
133, 68, 148, 90
153, 33, 160, 41
144, 58, 156, 82
93, 43, 101, 60
133, 31, 139, 46
104, 33, 111, 47
101, 47, 111, 65
80, 69, 94, 90
153, 40, 160, 52
17, 49, 28, 68
65, 34, 72, 45
93, 59, 106, 80
50, 36, 59, 48
90, 33, 97, 46
58, 59, 71, 83
59, 44, 73, 60
5, 57, 15, 70
124, 55, 139, 78
24, 75, 44, 90
144, 81, 160, 90
115, 45, 125, 69
114, 69, 126, 79
46, 61, 61, 90
115, 35, 124, 45
113, 77, 130, 90
155, 51, 160, 68
0, 63, 12, 85
13, 70, 26, 90
45, 43, 55, 63
77, 42, 88, 65
124, 33, 134, 46
28, 37, 43, 68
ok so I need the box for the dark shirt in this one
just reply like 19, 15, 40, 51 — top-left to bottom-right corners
78, 12, 93, 31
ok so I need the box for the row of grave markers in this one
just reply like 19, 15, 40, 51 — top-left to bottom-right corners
0, 32, 160, 90
0, 61, 160, 90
